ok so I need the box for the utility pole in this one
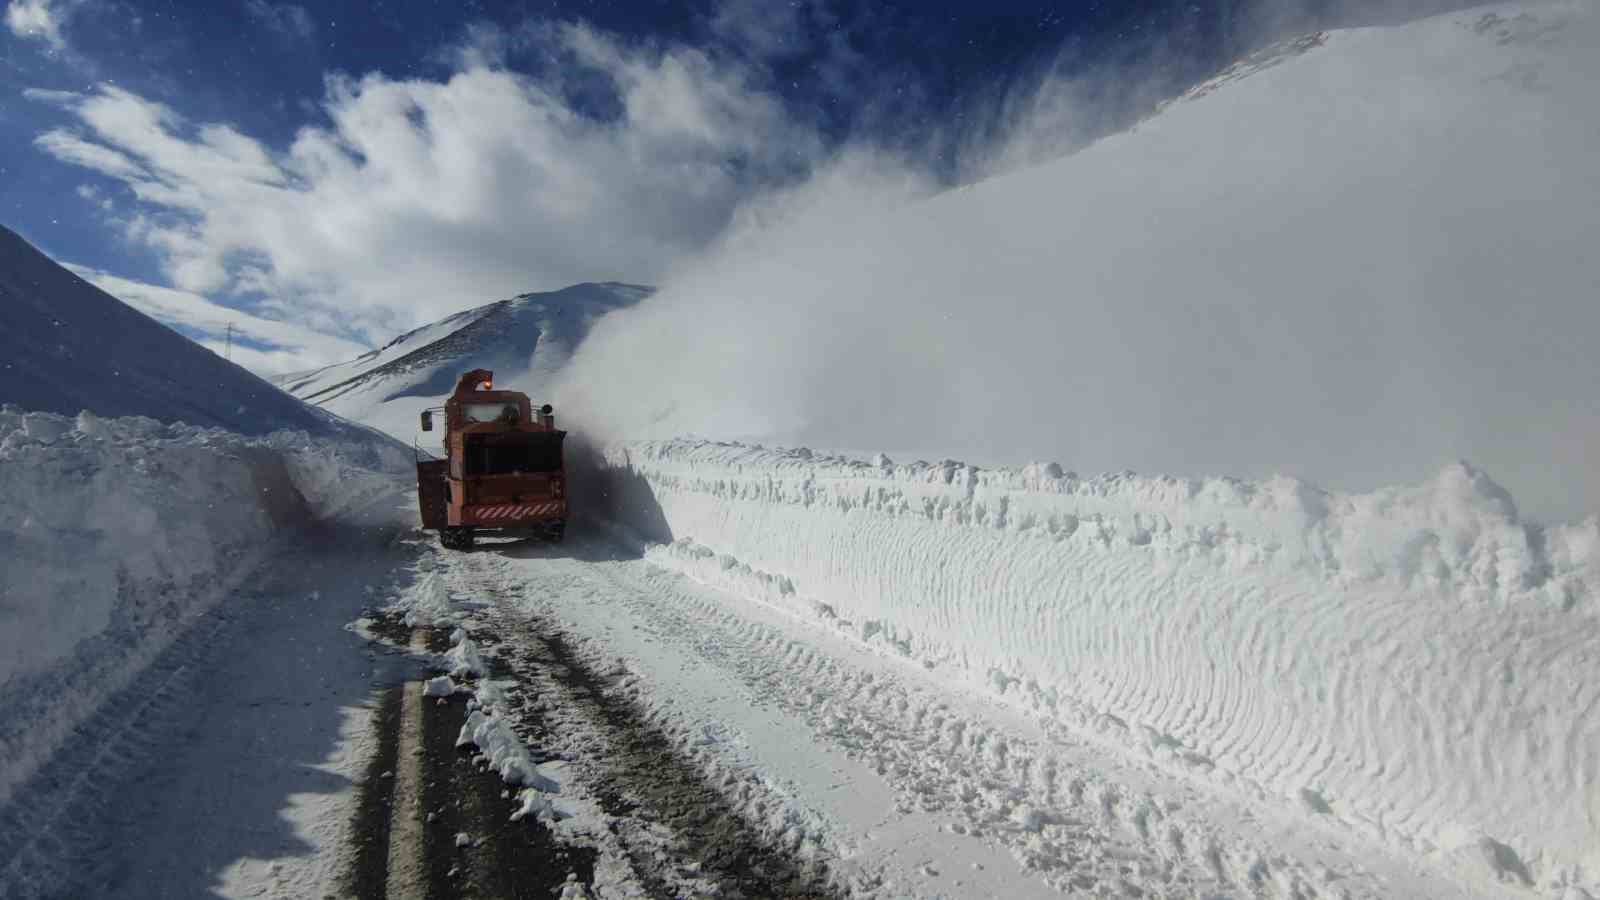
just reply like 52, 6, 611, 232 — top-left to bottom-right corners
223, 322, 234, 361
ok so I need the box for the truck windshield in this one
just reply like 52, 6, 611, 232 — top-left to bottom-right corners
463, 432, 564, 475
462, 402, 519, 423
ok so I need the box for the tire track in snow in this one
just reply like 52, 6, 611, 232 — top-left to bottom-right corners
344, 681, 402, 900
0, 601, 238, 899
614, 439, 1600, 889
418, 623, 601, 898
384, 630, 431, 899
468, 593, 841, 899
469, 539, 1523, 899
564, 554, 1295, 897
347, 610, 606, 900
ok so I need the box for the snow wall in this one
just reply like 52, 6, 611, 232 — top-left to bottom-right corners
0, 406, 413, 806
595, 439, 1600, 888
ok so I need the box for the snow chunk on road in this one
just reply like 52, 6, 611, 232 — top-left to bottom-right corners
402, 572, 455, 628
443, 631, 580, 828
446, 635, 487, 680
423, 676, 459, 697
557, 879, 594, 900
512, 783, 580, 825
456, 708, 556, 791
1009, 805, 1044, 833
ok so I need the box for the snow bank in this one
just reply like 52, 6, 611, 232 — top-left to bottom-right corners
598, 439, 1600, 887
0, 406, 412, 806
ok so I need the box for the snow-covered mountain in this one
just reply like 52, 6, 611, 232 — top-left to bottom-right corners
274, 282, 652, 443
0, 225, 343, 436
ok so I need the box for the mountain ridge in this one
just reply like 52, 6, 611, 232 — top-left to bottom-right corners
274, 281, 652, 442
0, 224, 349, 436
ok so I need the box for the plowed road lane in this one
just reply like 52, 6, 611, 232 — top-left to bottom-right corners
0, 529, 1523, 899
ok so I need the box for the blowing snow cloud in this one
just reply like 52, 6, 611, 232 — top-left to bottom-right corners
558, 2, 1600, 524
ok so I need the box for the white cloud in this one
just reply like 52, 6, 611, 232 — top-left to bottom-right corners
20, 87, 78, 103
28, 24, 821, 347
65, 264, 370, 375
75, 182, 113, 211
5, 0, 82, 51
192, 340, 319, 376
244, 0, 314, 41
35, 128, 146, 179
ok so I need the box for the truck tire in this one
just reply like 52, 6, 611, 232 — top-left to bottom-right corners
548, 521, 565, 544
442, 526, 476, 550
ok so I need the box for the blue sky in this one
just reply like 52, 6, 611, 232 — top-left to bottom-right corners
1, 0, 1323, 373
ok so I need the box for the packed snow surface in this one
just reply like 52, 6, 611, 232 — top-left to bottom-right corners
0, 405, 413, 806
596, 438, 1600, 892
407, 526, 1547, 897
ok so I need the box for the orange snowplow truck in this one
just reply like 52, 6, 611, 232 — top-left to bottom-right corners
416, 369, 566, 549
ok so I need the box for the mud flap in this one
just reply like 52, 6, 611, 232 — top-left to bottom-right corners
416, 460, 448, 529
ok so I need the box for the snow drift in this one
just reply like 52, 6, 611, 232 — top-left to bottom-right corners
0, 406, 413, 806
596, 439, 1600, 891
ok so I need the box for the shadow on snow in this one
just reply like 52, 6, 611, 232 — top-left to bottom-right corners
0, 523, 426, 900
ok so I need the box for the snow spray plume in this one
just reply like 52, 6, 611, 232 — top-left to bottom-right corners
557, 1, 1600, 523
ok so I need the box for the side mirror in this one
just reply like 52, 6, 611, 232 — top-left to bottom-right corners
540, 404, 554, 415
420, 410, 433, 432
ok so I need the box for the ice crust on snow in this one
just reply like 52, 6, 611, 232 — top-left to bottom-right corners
0, 406, 412, 806
598, 438, 1600, 886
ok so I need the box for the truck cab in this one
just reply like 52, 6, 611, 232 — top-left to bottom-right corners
416, 369, 566, 549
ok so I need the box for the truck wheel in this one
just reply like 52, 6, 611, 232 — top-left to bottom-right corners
459, 527, 476, 549
441, 527, 475, 550
548, 521, 565, 544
